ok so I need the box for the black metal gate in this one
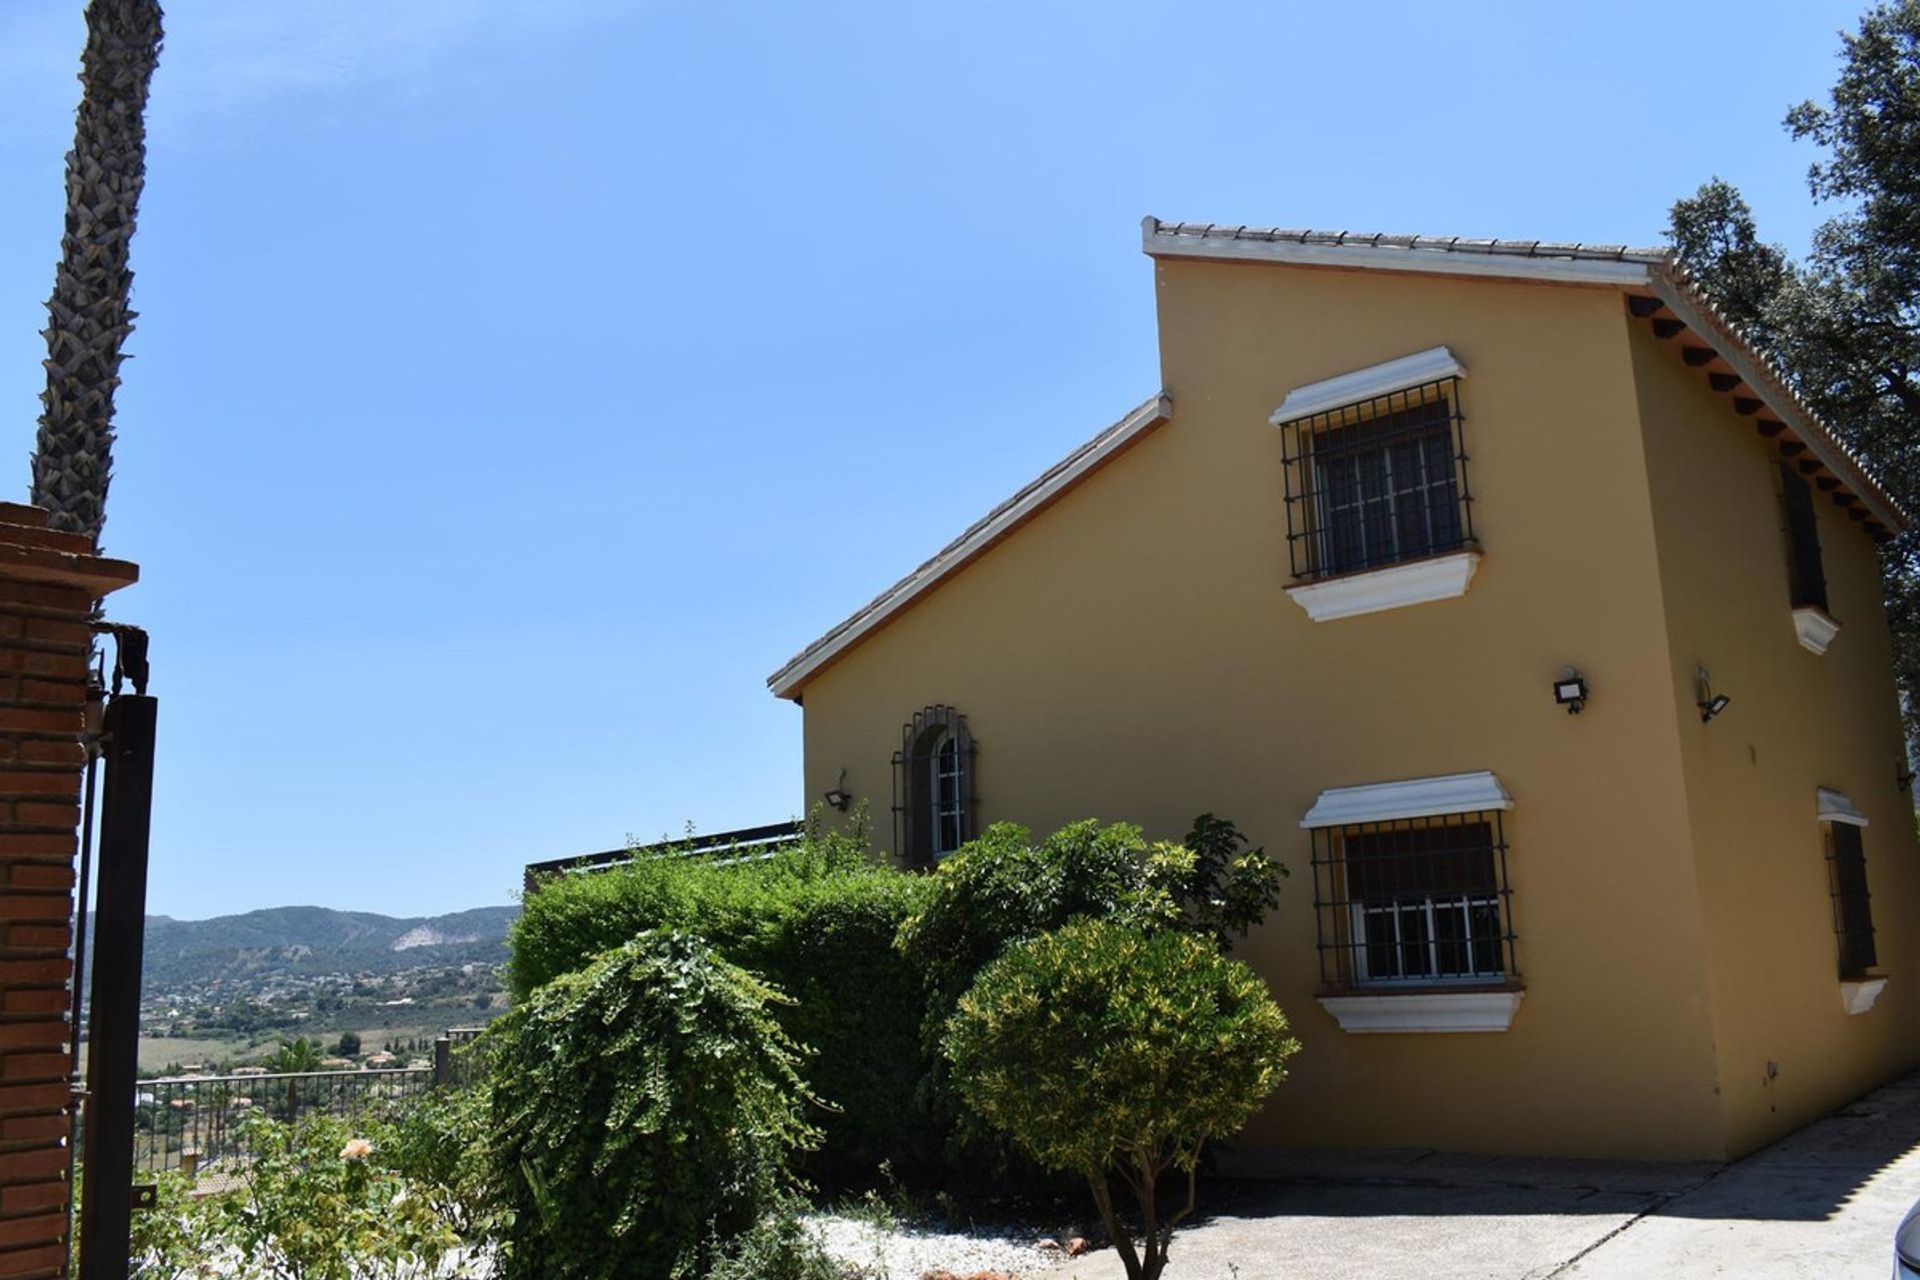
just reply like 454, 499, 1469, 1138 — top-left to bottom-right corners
73, 625, 156, 1280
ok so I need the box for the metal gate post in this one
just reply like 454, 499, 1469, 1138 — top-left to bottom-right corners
76, 693, 157, 1280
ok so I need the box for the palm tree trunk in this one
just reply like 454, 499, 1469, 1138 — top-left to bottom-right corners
32, 0, 164, 547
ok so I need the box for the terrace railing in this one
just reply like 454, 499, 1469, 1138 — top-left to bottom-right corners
133, 1028, 490, 1178
522, 821, 805, 894
135, 1068, 430, 1177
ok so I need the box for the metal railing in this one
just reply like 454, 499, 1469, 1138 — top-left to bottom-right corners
135, 1068, 430, 1177
523, 821, 805, 894
133, 1028, 491, 1177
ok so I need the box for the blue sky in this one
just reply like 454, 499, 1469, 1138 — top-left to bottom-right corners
0, 0, 1872, 919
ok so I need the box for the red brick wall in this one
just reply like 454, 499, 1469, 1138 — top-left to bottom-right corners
0, 504, 135, 1280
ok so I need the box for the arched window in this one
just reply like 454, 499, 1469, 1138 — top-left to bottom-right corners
892, 706, 974, 866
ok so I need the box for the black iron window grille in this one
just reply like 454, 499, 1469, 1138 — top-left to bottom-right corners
1309, 812, 1515, 988
892, 705, 975, 867
1780, 461, 1830, 614
1279, 378, 1474, 581
1825, 821, 1877, 976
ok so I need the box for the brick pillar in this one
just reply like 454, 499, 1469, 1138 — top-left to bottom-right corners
0, 503, 136, 1280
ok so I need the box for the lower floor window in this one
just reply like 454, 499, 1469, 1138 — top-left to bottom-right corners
1312, 814, 1515, 987
892, 705, 974, 866
1355, 893, 1505, 982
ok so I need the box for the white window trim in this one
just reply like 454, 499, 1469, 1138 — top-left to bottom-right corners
1302, 770, 1512, 830
1284, 550, 1481, 623
1817, 787, 1869, 827
930, 732, 962, 858
1270, 346, 1468, 426
1316, 990, 1523, 1034
1793, 606, 1841, 655
1841, 976, 1888, 1016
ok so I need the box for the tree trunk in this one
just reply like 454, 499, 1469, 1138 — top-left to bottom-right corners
1087, 1171, 1145, 1280
32, 0, 164, 547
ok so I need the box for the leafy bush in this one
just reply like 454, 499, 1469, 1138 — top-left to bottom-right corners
509, 829, 937, 1184
73, 1166, 220, 1280
215, 1111, 461, 1280
885, 816, 1285, 1190
1169, 812, 1289, 944
705, 1203, 849, 1280
894, 820, 1165, 1019
944, 920, 1299, 1280
895, 815, 1285, 1029
491, 931, 818, 1280
377, 1085, 498, 1242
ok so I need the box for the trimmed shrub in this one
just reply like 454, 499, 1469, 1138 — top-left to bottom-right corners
509, 833, 937, 1184
893, 820, 1170, 1020
507, 829, 877, 998
891, 817, 1287, 1190
945, 920, 1299, 1280
491, 932, 817, 1280
896, 816, 1285, 1014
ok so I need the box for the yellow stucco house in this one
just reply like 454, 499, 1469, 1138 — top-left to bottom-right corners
767, 217, 1920, 1163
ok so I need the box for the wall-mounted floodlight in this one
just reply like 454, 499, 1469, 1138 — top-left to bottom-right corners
1696, 666, 1731, 724
1553, 671, 1589, 715
823, 768, 852, 812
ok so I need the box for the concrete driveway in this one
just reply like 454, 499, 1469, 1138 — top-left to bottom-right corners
1050, 1071, 1920, 1279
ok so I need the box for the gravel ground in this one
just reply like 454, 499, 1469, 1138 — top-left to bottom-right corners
809, 1211, 1072, 1279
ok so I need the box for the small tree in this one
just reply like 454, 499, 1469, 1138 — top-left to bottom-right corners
333, 1031, 360, 1058
944, 920, 1298, 1280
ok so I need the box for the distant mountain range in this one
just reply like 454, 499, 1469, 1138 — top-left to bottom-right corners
139, 905, 519, 991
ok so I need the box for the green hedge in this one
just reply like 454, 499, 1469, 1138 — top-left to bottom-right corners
510, 836, 939, 1185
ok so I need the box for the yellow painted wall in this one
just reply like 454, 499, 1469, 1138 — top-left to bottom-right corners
1630, 322, 1920, 1156
793, 256, 1751, 1159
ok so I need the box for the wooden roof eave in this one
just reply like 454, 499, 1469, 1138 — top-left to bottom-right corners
1637, 274, 1908, 539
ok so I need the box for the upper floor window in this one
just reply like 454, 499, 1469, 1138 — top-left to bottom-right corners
1781, 462, 1841, 653
1781, 462, 1829, 610
892, 705, 974, 866
1279, 373, 1474, 583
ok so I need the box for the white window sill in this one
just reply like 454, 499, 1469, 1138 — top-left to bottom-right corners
1316, 989, 1523, 1034
1841, 976, 1887, 1016
1285, 551, 1482, 622
1793, 606, 1840, 655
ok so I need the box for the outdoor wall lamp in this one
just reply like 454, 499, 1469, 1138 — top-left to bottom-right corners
1553, 670, 1589, 715
1696, 667, 1731, 724
823, 769, 852, 813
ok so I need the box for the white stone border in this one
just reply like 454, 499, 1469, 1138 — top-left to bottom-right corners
1793, 606, 1841, 655
1817, 787, 1869, 827
1302, 770, 1512, 829
1284, 551, 1481, 622
1269, 347, 1467, 425
1316, 990, 1523, 1034
1841, 977, 1887, 1016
